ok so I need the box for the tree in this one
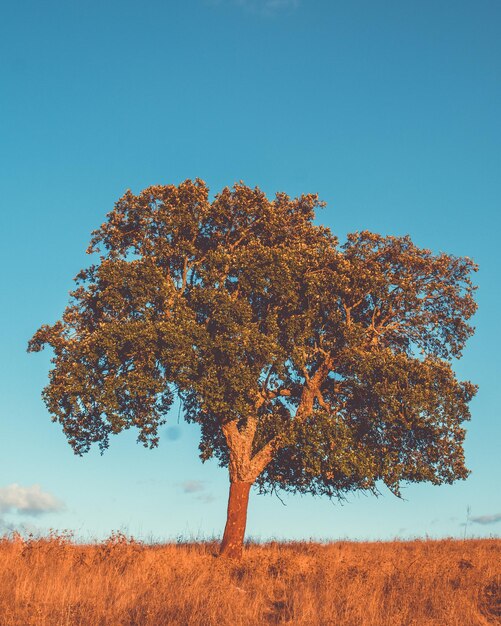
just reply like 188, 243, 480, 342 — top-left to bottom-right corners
28, 179, 478, 558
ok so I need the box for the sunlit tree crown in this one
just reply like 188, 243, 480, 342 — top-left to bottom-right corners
29, 179, 477, 498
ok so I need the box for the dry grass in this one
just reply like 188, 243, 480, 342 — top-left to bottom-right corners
0, 532, 499, 625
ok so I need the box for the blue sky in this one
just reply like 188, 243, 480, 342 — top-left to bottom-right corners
1, 0, 500, 541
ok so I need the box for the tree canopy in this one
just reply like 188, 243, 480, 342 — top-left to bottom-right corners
29, 179, 478, 556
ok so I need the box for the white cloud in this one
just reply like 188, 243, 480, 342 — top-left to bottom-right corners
178, 480, 216, 503
179, 480, 206, 494
0, 517, 40, 535
470, 513, 501, 525
0, 484, 64, 516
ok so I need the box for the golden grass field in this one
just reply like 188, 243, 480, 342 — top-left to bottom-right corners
0, 533, 499, 625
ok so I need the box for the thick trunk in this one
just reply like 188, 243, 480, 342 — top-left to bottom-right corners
219, 480, 252, 559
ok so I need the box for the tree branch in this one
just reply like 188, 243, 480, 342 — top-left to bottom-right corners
249, 434, 283, 477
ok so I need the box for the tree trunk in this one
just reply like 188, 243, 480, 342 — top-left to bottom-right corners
219, 480, 252, 559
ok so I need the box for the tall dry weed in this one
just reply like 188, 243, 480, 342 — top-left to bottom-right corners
0, 534, 499, 625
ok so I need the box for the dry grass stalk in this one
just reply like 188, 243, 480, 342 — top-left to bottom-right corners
0, 533, 499, 625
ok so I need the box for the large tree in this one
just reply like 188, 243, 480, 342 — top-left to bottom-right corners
29, 180, 477, 558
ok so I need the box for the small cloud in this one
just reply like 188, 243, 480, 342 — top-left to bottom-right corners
178, 480, 216, 503
0, 484, 64, 516
0, 517, 40, 536
198, 494, 216, 504
179, 480, 206, 494
470, 513, 501, 526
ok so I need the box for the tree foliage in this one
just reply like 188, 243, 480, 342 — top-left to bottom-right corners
29, 179, 477, 500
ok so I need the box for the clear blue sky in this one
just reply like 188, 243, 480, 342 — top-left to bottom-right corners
1, 0, 500, 541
